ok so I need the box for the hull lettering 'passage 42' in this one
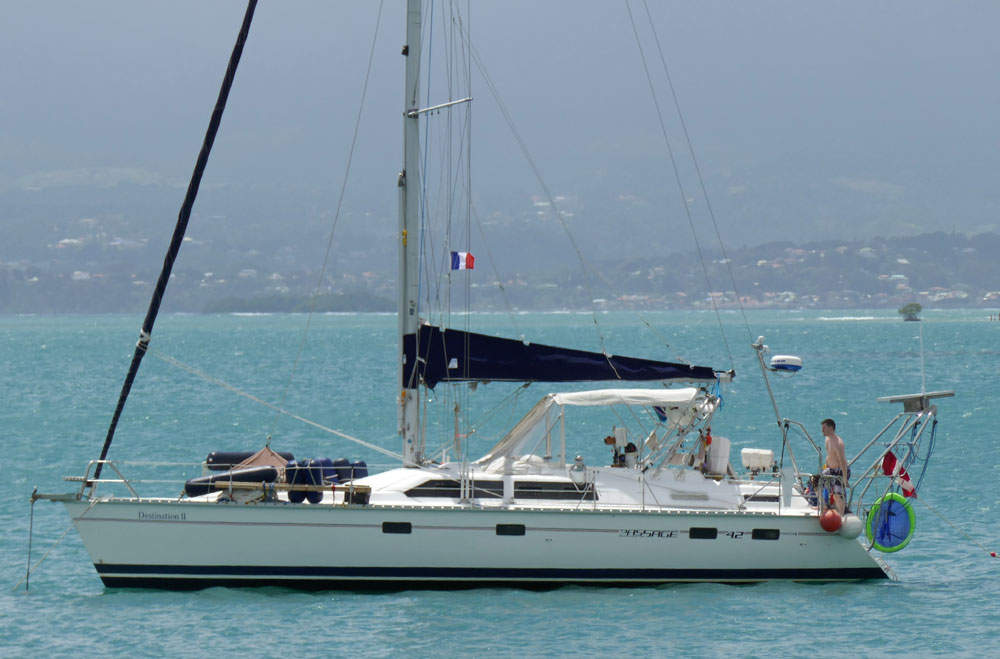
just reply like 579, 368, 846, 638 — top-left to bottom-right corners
33, 1, 952, 589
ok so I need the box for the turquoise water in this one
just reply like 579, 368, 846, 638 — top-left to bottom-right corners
3, 310, 999, 656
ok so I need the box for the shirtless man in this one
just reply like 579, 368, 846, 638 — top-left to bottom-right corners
821, 418, 850, 515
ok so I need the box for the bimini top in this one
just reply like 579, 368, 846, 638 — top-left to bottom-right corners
547, 388, 702, 407
476, 387, 713, 466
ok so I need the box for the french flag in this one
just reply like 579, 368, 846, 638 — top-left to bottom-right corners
451, 251, 475, 270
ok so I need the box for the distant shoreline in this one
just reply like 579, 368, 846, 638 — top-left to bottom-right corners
4, 306, 1000, 317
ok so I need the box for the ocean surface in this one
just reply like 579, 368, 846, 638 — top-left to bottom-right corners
2, 310, 999, 657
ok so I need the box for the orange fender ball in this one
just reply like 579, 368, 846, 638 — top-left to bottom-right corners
820, 509, 843, 533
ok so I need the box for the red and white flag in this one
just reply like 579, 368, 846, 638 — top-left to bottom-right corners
881, 451, 916, 497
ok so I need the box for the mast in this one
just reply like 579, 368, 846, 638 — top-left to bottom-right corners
398, 0, 422, 466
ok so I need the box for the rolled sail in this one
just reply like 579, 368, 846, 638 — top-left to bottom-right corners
402, 325, 721, 389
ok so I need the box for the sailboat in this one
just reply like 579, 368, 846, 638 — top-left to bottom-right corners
34, 1, 952, 588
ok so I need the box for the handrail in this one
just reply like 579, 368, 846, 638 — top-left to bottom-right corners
847, 411, 908, 469
780, 419, 823, 463
80, 460, 141, 500
850, 407, 934, 511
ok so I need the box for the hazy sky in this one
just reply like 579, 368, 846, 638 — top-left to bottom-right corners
2, 0, 999, 250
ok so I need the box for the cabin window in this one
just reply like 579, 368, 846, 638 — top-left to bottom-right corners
688, 527, 717, 539
404, 479, 503, 499
496, 524, 526, 536
513, 481, 598, 501
743, 494, 780, 503
752, 528, 780, 540
382, 522, 412, 534
404, 479, 596, 501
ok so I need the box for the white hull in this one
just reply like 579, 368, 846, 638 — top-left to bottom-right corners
65, 497, 888, 589
33, 0, 941, 592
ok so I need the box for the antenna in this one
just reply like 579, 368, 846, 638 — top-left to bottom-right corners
919, 320, 926, 395
752, 337, 783, 430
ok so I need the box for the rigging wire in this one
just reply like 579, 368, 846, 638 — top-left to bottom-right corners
470, 201, 522, 338
450, 382, 531, 449
457, 1, 474, 466
419, 104, 474, 326
458, 25, 620, 377
438, 7, 520, 340
266, 0, 385, 444
912, 493, 998, 560
417, 0, 437, 327
12, 520, 76, 592
419, 2, 474, 330
640, 0, 755, 350
93, 0, 258, 482
448, 11, 719, 379
418, 2, 473, 330
23, 491, 34, 591
909, 418, 937, 494
623, 0, 734, 372
414, 0, 479, 460
639, 316, 694, 366
422, 110, 472, 329
149, 347, 402, 460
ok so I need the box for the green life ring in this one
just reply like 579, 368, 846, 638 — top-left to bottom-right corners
866, 492, 916, 553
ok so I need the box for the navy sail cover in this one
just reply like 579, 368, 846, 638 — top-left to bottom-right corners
403, 325, 720, 389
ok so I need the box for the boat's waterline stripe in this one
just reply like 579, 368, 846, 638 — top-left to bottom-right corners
94, 564, 888, 582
